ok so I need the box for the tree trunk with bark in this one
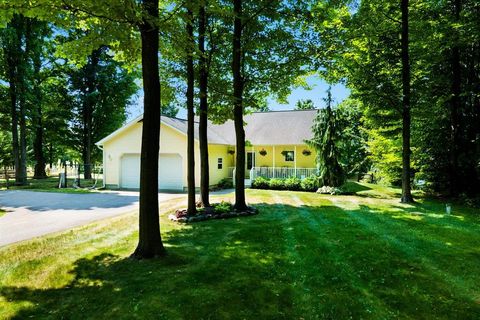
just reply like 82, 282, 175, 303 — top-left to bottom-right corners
198, 1, 210, 207
400, 0, 414, 203
31, 23, 47, 179
449, 0, 462, 197
82, 50, 100, 180
232, 0, 248, 210
131, 0, 166, 259
186, 5, 197, 215
7, 52, 21, 185
17, 51, 28, 186
7, 16, 28, 186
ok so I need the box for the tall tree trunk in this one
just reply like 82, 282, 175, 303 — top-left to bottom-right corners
18, 87, 27, 185
449, 0, 462, 197
131, 0, 166, 259
400, 0, 414, 203
232, 0, 248, 210
31, 23, 47, 179
8, 16, 27, 186
82, 50, 100, 180
49, 143, 53, 169
8, 66, 20, 185
32, 86, 46, 178
186, 4, 197, 215
198, 0, 210, 207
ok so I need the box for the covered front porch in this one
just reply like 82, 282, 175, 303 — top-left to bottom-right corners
228, 144, 317, 185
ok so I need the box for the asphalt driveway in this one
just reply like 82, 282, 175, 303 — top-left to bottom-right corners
0, 190, 185, 247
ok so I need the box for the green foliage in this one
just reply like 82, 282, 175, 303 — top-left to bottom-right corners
268, 178, 285, 191
251, 176, 270, 189
213, 201, 233, 214
252, 176, 318, 192
217, 178, 233, 190
284, 177, 302, 191
307, 88, 346, 187
66, 47, 138, 163
312, 0, 480, 196
300, 175, 319, 192
2, 188, 480, 319
295, 99, 316, 110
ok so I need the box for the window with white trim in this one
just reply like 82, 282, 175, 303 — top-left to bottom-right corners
284, 151, 294, 162
217, 158, 223, 169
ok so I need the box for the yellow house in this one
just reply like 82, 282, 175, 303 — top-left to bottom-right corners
96, 109, 318, 191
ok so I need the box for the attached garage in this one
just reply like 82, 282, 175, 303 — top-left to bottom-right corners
120, 153, 183, 191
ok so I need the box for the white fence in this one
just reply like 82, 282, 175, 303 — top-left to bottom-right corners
251, 167, 317, 180
229, 166, 317, 180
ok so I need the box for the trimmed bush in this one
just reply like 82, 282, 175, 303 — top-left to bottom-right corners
284, 177, 301, 191
252, 176, 270, 189
217, 178, 233, 189
301, 175, 319, 192
269, 178, 285, 190
252, 175, 322, 193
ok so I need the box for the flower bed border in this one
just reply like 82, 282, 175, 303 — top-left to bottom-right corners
169, 207, 258, 223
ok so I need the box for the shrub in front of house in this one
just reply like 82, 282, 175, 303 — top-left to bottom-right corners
217, 178, 233, 189
284, 177, 302, 191
300, 175, 319, 192
252, 176, 270, 189
252, 175, 319, 192
269, 178, 285, 190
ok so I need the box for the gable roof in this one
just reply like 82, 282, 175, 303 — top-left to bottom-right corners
96, 109, 317, 146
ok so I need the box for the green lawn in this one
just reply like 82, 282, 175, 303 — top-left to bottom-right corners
0, 176, 101, 193
1, 183, 479, 319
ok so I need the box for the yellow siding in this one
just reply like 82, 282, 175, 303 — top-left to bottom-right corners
247, 145, 316, 168
102, 122, 314, 190
208, 145, 234, 185
103, 122, 188, 188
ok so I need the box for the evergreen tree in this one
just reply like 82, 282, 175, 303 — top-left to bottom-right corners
308, 88, 345, 187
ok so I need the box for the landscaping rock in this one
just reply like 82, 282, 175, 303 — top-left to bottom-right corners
316, 186, 343, 195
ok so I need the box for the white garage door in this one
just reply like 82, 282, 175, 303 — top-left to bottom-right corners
158, 154, 183, 190
120, 154, 141, 189
120, 153, 183, 190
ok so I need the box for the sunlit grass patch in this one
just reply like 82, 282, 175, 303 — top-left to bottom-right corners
0, 184, 479, 319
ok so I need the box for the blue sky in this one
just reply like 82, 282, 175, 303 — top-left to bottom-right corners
127, 76, 350, 121
267, 76, 350, 111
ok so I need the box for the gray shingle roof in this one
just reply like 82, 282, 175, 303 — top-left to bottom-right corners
164, 109, 317, 145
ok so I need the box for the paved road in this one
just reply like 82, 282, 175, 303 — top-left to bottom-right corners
0, 190, 185, 247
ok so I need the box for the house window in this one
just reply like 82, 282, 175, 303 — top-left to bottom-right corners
284, 151, 294, 162
217, 158, 223, 169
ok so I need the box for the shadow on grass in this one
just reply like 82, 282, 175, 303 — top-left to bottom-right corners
0, 191, 138, 212
1, 202, 480, 319
341, 181, 372, 193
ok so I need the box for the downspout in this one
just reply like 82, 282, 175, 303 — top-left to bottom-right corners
96, 144, 106, 189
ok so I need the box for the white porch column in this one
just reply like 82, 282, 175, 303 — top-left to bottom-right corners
294, 145, 297, 178
252, 146, 255, 167
251, 146, 255, 179
272, 145, 276, 178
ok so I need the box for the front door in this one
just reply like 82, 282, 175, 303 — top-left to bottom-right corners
246, 152, 255, 170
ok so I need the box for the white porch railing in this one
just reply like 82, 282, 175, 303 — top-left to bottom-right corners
229, 166, 317, 182
251, 167, 317, 180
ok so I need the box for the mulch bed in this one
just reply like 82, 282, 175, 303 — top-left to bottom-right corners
169, 207, 258, 223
